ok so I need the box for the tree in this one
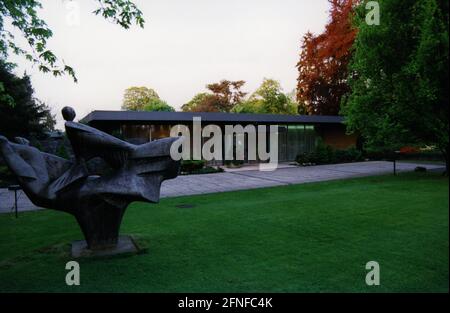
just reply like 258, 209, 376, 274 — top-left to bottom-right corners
0, 0, 144, 83
206, 80, 247, 112
286, 88, 309, 114
36, 100, 56, 131
187, 94, 220, 112
0, 61, 56, 139
232, 79, 297, 114
296, 0, 359, 115
231, 99, 261, 114
183, 80, 247, 112
143, 98, 175, 112
342, 0, 449, 172
186, 79, 297, 114
249, 78, 297, 114
181, 93, 209, 112
122, 86, 159, 111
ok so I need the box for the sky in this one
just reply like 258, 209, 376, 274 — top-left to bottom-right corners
11, 0, 331, 129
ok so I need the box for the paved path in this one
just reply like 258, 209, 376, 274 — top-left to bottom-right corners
0, 187, 40, 214
0, 161, 444, 214
160, 161, 444, 197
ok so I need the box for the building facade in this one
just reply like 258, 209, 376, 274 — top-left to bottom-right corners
80, 111, 357, 164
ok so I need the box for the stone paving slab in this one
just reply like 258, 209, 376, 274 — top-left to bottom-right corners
0, 161, 445, 214
160, 172, 285, 198
160, 161, 444, 198
227, 161, 440, 185
0, 188, 44, 214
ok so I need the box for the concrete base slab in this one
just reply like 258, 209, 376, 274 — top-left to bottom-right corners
71, 235, 139, 258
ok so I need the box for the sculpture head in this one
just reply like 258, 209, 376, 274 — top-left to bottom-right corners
62, 106, 76, 121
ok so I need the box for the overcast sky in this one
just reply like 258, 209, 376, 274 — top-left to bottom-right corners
11, 0, 330, 128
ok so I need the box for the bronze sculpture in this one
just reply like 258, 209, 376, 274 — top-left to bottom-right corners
0, 107, 181, 254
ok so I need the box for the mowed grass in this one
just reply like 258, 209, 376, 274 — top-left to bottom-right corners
0, 172, 448, 292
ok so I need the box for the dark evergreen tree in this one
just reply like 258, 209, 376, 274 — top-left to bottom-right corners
0, 61, 56, 139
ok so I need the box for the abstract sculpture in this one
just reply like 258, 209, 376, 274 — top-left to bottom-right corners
0, 107, 181, 255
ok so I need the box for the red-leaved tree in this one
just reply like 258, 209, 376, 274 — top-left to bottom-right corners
296, 0, 359, 115
189, 80, 247, 112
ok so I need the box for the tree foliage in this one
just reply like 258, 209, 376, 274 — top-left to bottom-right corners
0, 0, 144, 83
231, 99, 261, 114
0, 61, 56, 139
184, 79, 297, 115
181, 92, 209, 112
184, 80, 247, 112
342, 0, 449, 171
233, 79, 297, 114
251, 78, 297, 114
122, 86, 159, 110
296, 0, 359, 115
143, 98, 175, 112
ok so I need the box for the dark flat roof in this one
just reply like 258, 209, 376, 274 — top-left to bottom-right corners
80, 110, 344, 125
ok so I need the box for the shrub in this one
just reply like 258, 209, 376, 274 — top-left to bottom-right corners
313, 142, 335, 164
399, 146, 420, 154
224, 160, 244, 167
297, 140, 335, 165
296, 152, 311, 165
182, 166, 224, 175
181, 160, 206, 173
296, 144, 363, 166
180, 160, 224, 175
335, 146, 363, 163
365, 146, 443, 162
364, 148, 397, 161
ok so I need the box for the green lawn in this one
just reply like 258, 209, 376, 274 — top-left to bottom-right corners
0, 172, 448, 292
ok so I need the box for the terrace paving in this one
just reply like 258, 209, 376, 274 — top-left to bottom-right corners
0, 161, 444, 214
